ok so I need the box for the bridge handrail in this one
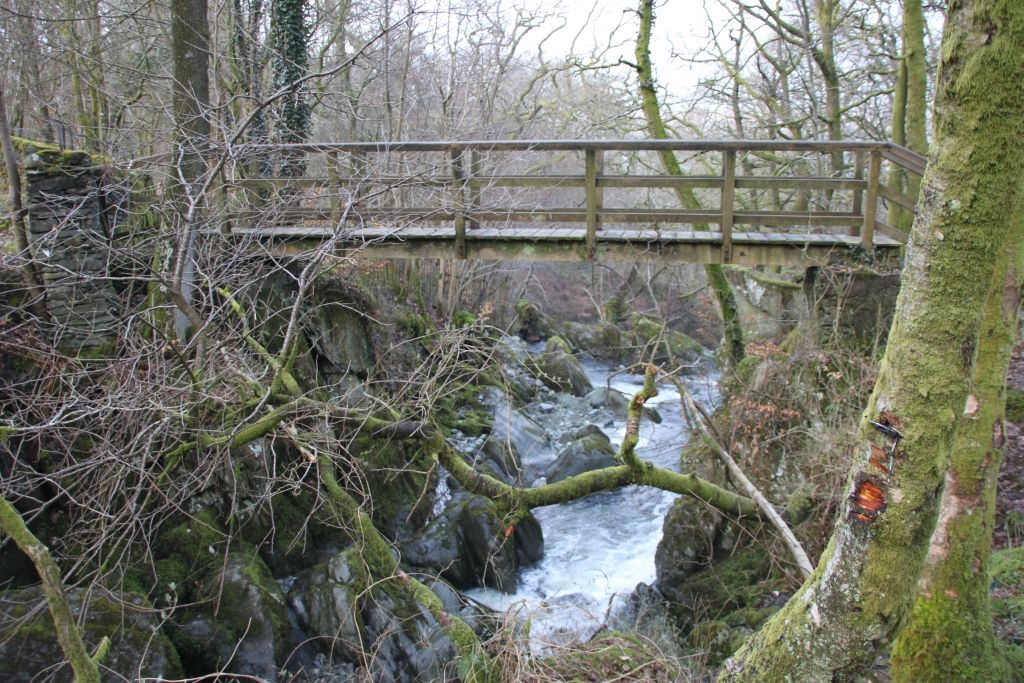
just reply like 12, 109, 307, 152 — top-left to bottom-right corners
223, 139, 926, 261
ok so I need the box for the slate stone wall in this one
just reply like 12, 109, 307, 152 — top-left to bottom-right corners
23, 149, 119, 352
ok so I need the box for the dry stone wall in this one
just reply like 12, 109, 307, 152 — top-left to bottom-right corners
23, 147, 119, 352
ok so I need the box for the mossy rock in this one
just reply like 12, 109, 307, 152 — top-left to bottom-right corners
235, 490, 336, 576
152, 508, 228, 603
660, 543, 786, 634
530, 631, 678, 682
0, 587, 182, 682
174, 548, 288, 680
544, 426, 617, 483
562, 320, 624, 360
527, 336, 594, 396
353, 436, 435, 541
629, 313, 704, 364
435, 383, 493, 436
515, 299, 556, 341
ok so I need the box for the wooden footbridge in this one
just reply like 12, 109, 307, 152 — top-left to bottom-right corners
224, 139, 925, 266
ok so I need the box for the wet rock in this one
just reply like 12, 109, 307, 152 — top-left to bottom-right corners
362, 592, 458, 683
585, 386, 662, 424
307, 283, 375, 378
480, 387, 551, 472
515, 299, 557, 341
288, 548, 365, 661
528, 336, 594, 397
173, 549, 288, 681
561, 320, 624, 360
654, 496, 724, 600
404, 492, 543, 592
629, 313, 705, 365
0, 587, 182, 683
544, 425, 618, 483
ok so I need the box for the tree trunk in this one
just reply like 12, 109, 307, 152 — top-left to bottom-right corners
887, 0, 928, 232
888, 191, 1022, 682
722, 1, 1024, 678
635, 0, 745, 368
170, 0, 211, 344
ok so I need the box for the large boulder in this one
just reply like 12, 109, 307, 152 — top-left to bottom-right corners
171, 549, 289, 681
288, 548, 365, 661
585, 386, 662, 424
287, 551, 486, 682
481, 386, 552, 476
654, 496, 727, 602
544, 425, 618, 483
307, 281, 376, 378
528, 336, 594, 397
404, 492, 543, 592
0, 588, 182, 682
629, 314, 705, 366
561, 320, 624, 360
515, 299, 557, 341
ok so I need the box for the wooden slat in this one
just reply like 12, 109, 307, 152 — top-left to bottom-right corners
878, 184, 918, 211
873, 220, 908, 243
882, 144, 927, 176
451, 149, 466, 257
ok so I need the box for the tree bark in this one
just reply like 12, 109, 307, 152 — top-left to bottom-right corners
0, 496, 105, 683
888, 190, 1023, 682
634, 0, 745, 368
170, 0, 211, 345
722, 1, 1024, 678
887, 0, 928, 231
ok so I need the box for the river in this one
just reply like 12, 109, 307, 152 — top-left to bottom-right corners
465, 350, 719, 649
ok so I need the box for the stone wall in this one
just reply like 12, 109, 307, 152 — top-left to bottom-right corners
23, 146, 119, 352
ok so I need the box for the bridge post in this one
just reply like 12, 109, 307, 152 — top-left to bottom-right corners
852, 151, 865, 235
862, 150, 881, 249
327, 150, 342, 225
720, 149, 736, 263
585, 147, 602, 259
467, 149, 481, 230
450, 148, 467, 258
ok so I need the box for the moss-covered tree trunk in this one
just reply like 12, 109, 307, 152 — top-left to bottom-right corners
0, 496, 105, 683
887, 0, 929, 231
634, 0, 744, 368
721, 1, 1024, 679
888, 193, 1022, 682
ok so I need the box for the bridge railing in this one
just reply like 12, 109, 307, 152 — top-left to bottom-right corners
223, 139, 925, 260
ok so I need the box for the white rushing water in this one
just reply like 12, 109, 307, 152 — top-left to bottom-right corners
466, 354, 719, 649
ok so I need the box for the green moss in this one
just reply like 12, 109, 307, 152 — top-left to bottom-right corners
435, 384, 493, 436
205, 548, 287, 647
353, 436, 435, 537
451, 310, 477, 328
153, 508, 227, 599
396, 310, 428, 338
671, 546, 782, 627
10, 137, 102, 173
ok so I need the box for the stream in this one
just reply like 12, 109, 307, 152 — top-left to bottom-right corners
464, 349, 719, 649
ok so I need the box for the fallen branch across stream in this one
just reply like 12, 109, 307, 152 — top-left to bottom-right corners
674, 377, 814, 578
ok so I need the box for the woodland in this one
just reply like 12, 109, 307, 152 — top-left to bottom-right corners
0, 0, 1023, 681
